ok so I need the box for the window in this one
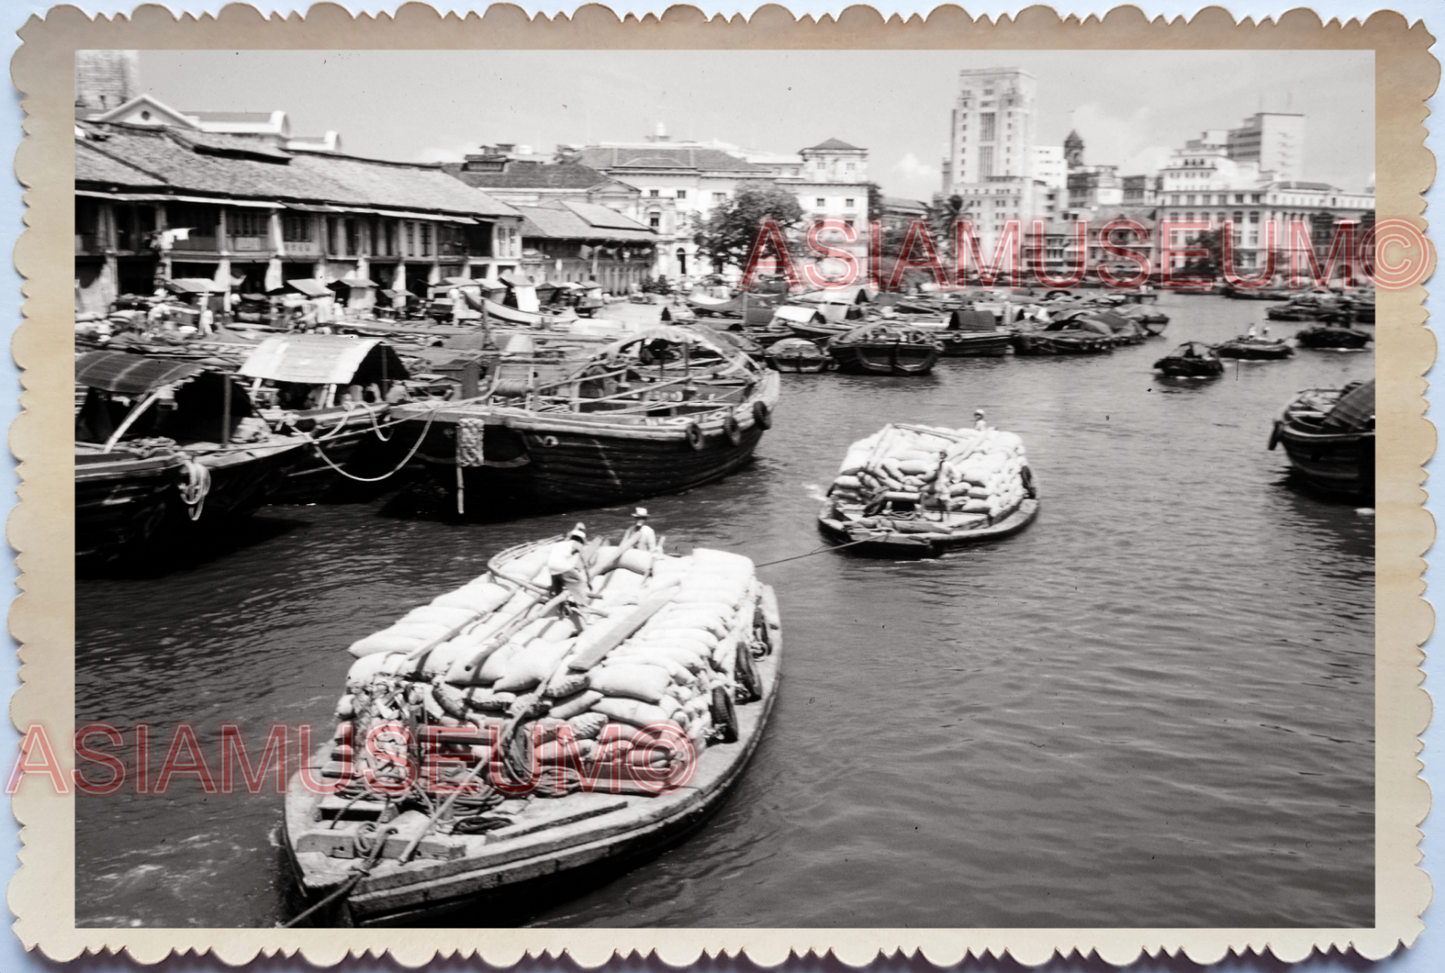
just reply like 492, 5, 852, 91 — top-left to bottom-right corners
1251, 193, 1262, 203
713, 192, 726, 203
816, 198, 825, 207
419, 223, 432, 257
1185, 194, 1195, 205
1249, 210, 1260, 224
979, 146, 994, 177
846, 163, 855, 172
649, 212, 660, 229
1235, 194, 1245, 204
1232, 211, 1244, 225
404, 222, 415, 256
980, 113, 996, 141
844, 198, 855, 208
844, 219, 854, 229
649, 189, 659, 197
283, 215, 310, 243
676, 190, 687, 200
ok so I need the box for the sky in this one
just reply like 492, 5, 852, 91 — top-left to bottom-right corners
138, 49, 1374, 200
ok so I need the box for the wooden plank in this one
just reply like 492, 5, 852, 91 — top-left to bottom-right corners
567, 587, 678, 670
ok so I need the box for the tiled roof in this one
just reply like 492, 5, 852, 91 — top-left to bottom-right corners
74, 123, 519, 219
577, 145, 768, 173
803, 137, 864, 152
560, 201, 649, 231
883, 196, 929, 211
75, 140, 169, 189
446, 161, 621, 192
515, 203, 655, 242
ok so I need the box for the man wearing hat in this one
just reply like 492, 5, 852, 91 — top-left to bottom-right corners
974, 409, 989, 431
547, 524, 592, 632
621, 507, 660, 553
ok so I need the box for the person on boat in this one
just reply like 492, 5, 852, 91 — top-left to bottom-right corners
548, 525, 592, 633
621, 507, 660, 553
1247, 324, 1258, 339
974, 409, 989, 431
1261, 324, 1271, 338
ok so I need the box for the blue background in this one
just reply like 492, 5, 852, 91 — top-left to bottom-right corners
2, 1, 1437, 970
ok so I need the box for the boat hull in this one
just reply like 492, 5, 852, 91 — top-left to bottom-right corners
828, 342, 939, 375
937, 332, 1013, 357
1276, 425, 1374, 500
75, 450, 187, 562
269, 404, 410, 503
764, 354, 831, 373
1011, 332, 1114, 355
817, 498, 1040, 557
281, 587, 783, 927
1295, 327, 1373, 350
1154, 356, 1224, 377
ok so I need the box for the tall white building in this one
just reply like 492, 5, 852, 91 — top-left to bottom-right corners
1032, 146, 1067, 190
945, 68, 1037, 189
1226, 112, 1306, 183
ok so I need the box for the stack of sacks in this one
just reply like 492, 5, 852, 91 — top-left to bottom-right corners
828, 423, 1028, 520
337, 543, 763, 793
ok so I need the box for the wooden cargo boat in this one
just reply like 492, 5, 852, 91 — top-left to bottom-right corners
934, 309, 1013, 357
239, 335, 414, 502
1214, 334, 1295, 360
75, 351, 307, 564
763, 337, 831, 372
391, 325, 781, 514
816, 422, 1039, 557
1295, 324, 1373, 350
1011, 318, 1115, 355
282, 536, 782, 926
685, 289, 785, 327
1268, 380, 1374, 499
1153, 341, 1224, 377
827, 323, 941, 375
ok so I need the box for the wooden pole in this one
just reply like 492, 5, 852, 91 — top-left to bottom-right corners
221, 375, 232, 446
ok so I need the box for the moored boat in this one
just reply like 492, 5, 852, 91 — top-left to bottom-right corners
826, 323, 942, 375
934, 308, 1013, 357
1213, 334, 1296, 360
816, 421, 1038, 557
238, 335, 415, 502
1011, 318, 1115, 355
75, 351, 308, 565
1295, 324, 1373, 350
1268, 380, 1374, 499
1153, 341, 1224, 377
390, 325, 781, 514
763, 337, 831, 373
282, 535, 781, 926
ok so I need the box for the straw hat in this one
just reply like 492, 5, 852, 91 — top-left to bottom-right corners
568, 523, 587, 542
632, 507, 649, 519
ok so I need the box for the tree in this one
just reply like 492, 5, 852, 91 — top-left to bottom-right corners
697, 184, 806, 274
1180, 229, 1223, 278
865, 182, 886, 223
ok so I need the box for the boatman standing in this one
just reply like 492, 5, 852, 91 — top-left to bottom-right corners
974, 409, 989, 431
548, 524, 592, 633
621, 507, 660, 553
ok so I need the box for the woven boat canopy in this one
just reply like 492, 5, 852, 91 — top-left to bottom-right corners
239, 334, 408, 386
75, 351, 205, 395
1322, 379, 1375, 432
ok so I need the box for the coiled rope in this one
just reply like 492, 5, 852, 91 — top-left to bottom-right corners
178, 460, 211, 522
305, 405, 443, 484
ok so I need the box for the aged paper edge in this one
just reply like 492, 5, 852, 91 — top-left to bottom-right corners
8, 2, 1436, 966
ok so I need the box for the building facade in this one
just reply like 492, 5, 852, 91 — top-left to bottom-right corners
74, 118, 524, 314
1225, 112, 1306, 183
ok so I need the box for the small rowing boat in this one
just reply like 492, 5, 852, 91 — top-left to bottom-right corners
1214, 334, 1295, 361
1153, 341, 1224, 378
282, 535, 782, 926
1268, 380, 1374, 499
1294, 324, 1373, 350
763, 337, 831, 373
816, 422, 1039, 557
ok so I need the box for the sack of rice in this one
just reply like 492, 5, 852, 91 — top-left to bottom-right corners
568, 711, 608, 740
599, 569, 646, 605
549, 689, 603, 721
591, 695, 673, 729
544, 671, 589, 698
347, 651, 408, 688
431, 581, 511, 614
469, 690, 516, 712
588, 663, 673, 704
493, 637, 575, 693
401, 605, 478, 629
474, 640, 522, 684
347, 630, 426, 659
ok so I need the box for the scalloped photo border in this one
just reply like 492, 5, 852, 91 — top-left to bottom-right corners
8, 3, 1437, 966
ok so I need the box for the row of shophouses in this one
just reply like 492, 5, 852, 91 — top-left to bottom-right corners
73, 99, 665, 315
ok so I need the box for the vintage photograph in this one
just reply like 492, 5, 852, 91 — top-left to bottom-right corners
63, 42, 1384, 932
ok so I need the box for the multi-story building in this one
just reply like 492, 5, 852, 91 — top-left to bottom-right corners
1226, 112, 1306, 183
1155, 128, 1372, 274
74, 115, 524, 314
1032, 145, 1067, 191
945, 68, 1038, 188
573, 127, 872, 279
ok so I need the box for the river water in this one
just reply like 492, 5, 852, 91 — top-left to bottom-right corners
75, 293, 1375, 928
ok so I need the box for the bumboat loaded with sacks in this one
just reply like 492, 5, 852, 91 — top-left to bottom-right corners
282, 536, 782, 926
818, 421, 1039, 556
